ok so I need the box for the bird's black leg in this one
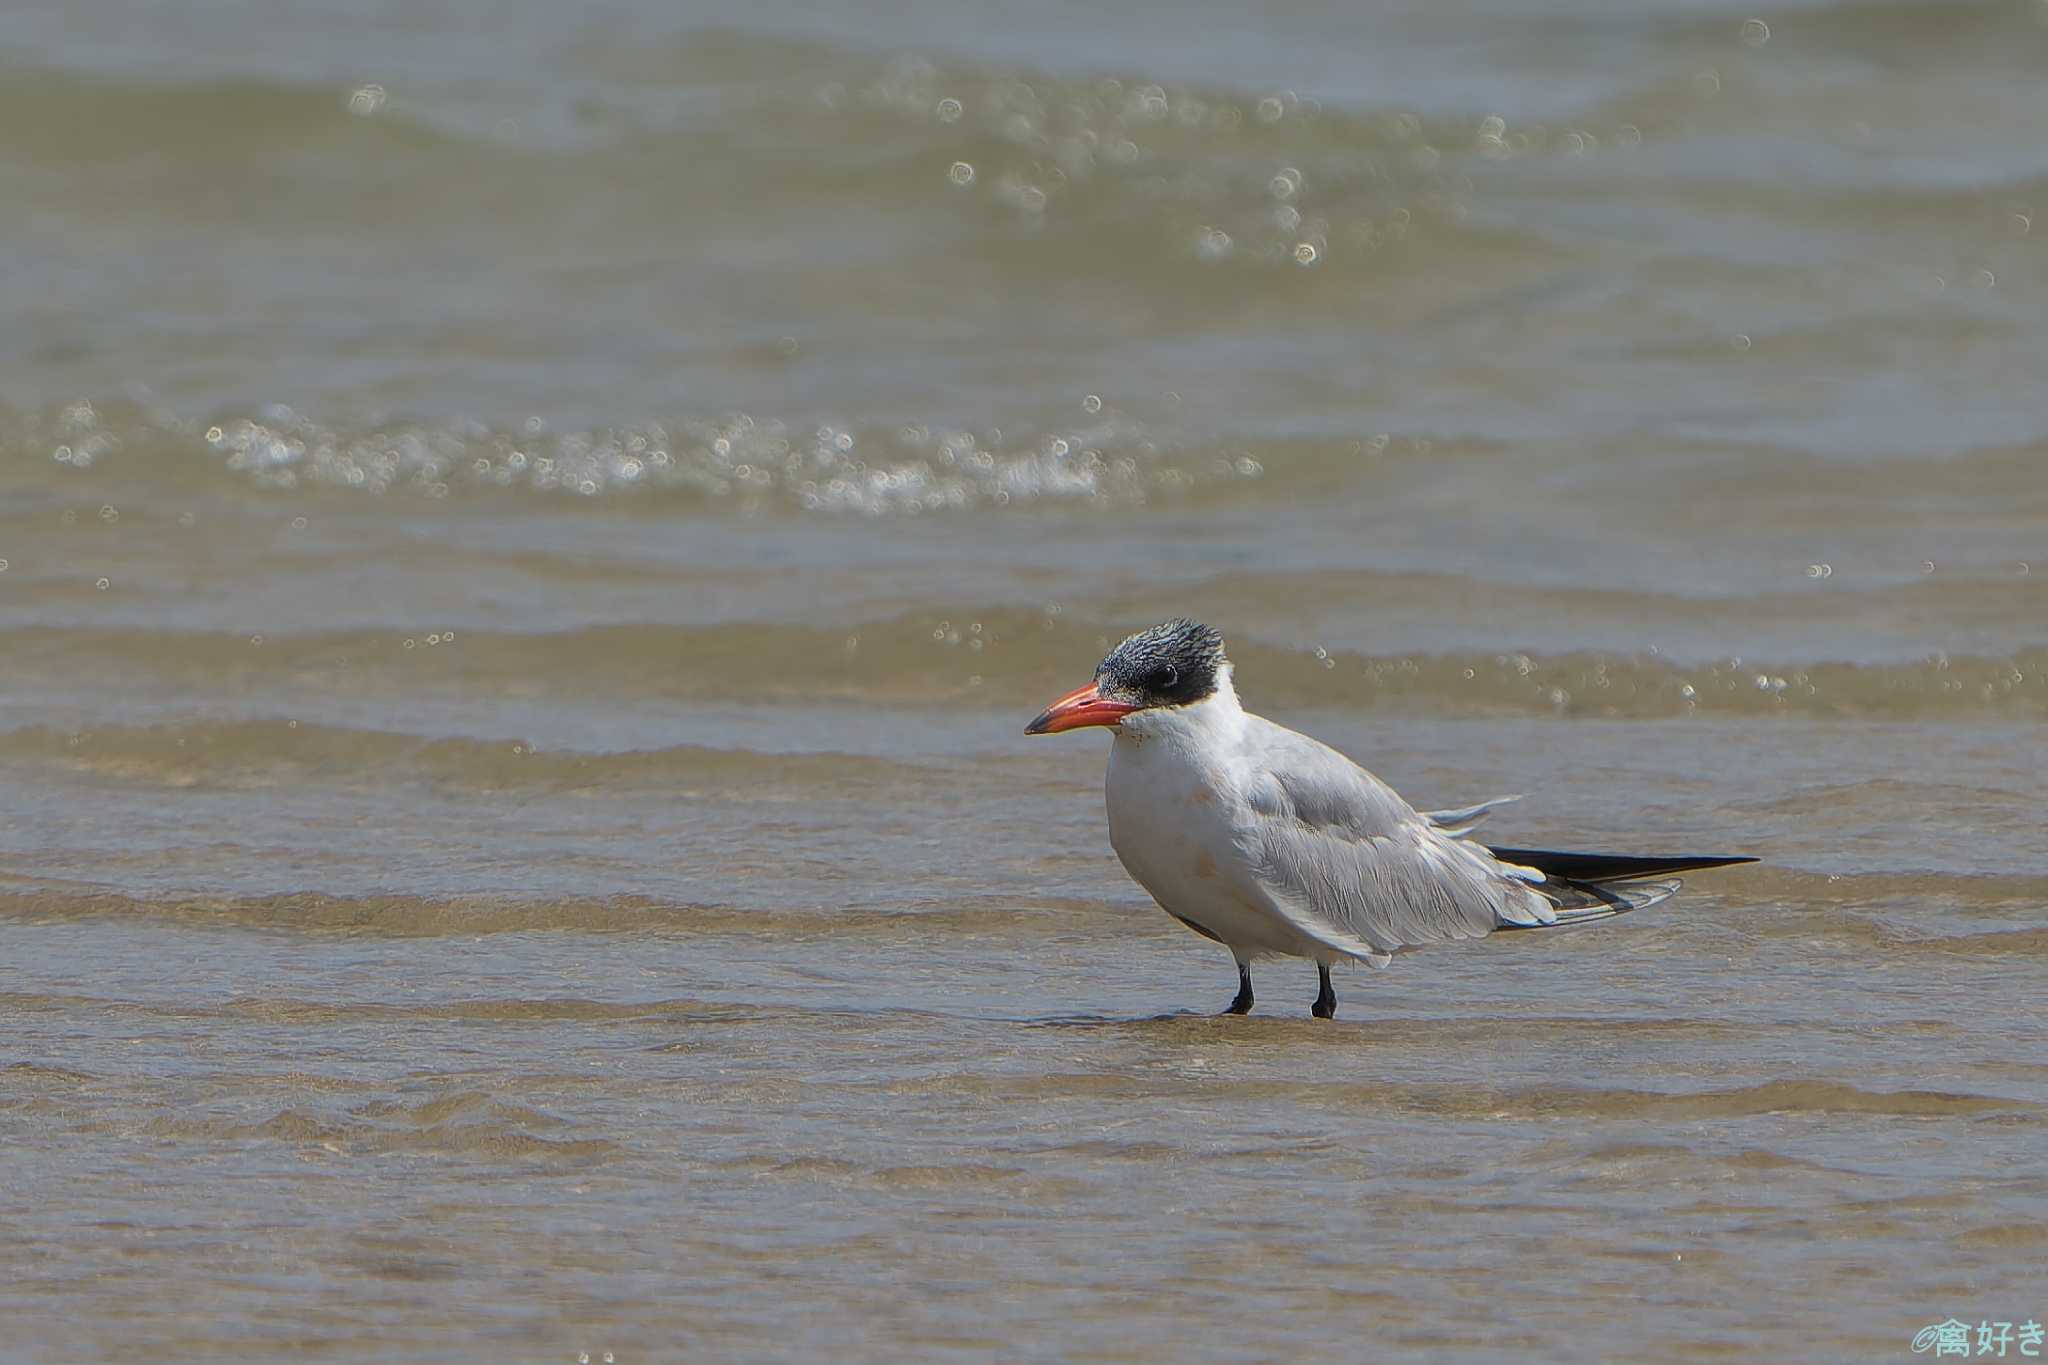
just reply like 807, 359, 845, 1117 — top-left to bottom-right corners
1223, 960, 1253, 1015
1311, 962, 1337, 1020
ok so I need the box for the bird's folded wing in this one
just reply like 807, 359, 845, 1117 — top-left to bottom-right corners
1232, 746, 1554, 963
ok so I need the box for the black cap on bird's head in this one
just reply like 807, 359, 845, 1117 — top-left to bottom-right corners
1024, 619, 1227, 735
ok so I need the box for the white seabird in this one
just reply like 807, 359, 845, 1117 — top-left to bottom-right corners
1025, 619, 1754, 1017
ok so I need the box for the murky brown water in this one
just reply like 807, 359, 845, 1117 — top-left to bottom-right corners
4, 0, 2046, 1358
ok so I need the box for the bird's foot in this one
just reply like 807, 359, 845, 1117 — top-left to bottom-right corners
1311, 963, 1337, 1020
1222, 962, 1253, 1015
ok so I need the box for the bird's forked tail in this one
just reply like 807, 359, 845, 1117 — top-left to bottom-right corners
1484, 846, 1757, 927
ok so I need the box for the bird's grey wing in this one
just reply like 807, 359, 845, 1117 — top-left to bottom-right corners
1227, 728, 1554, 964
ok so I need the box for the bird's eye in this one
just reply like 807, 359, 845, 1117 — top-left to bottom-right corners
1157, 665, 1179, 689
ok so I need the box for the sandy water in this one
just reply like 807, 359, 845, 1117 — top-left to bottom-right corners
3, 0, 2046, 1358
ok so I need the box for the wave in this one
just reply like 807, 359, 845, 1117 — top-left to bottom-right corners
136, 1097, 620, 1163
0, 396, 1254, 514
870, 1065, 2037, 1120
0, 867, 2038, 937
0, 889, 1119, 938
0, 719, 941, 793
7, 396, 2048, 529
1, 614, 2040, 718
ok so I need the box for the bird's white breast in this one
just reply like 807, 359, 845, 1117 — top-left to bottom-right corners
1103, 684, 1316, 959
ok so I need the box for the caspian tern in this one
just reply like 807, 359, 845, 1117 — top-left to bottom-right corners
1025, 620, 1755, 1018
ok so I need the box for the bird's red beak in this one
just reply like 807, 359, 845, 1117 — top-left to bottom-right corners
1025, 681, 1137, 735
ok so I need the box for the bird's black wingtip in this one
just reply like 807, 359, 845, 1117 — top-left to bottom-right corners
1486, 847, 1760, 881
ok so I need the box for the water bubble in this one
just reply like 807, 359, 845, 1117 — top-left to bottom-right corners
1732, 334, 1752, 351
1293, 242, 1320, 266
1806, 563, 1832, 578
0, 560, 8, 572
1694, 69, 1721, 96
1616, 124, 1642, 147
1680, 684, 1697, 699
1739, 18, 1770, 46
1268, 168, 1301, 200
935, 97, 962, 123
947, 161, 975, 186
178, 512, 197, 527
347, 84, 387, 117
1256, 96, 1285, 124
250, 634, 263, 645
98, 504, 118, 521
94, 577, 109, 591
403, 638, 416, 649
1922, 560, 1936, 574
291, 515, 308, 529
1082, 394, 1102, 414
1195, 226, 1234, 261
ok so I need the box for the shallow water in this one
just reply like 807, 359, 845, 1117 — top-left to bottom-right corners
2, 0, 2045, 1358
